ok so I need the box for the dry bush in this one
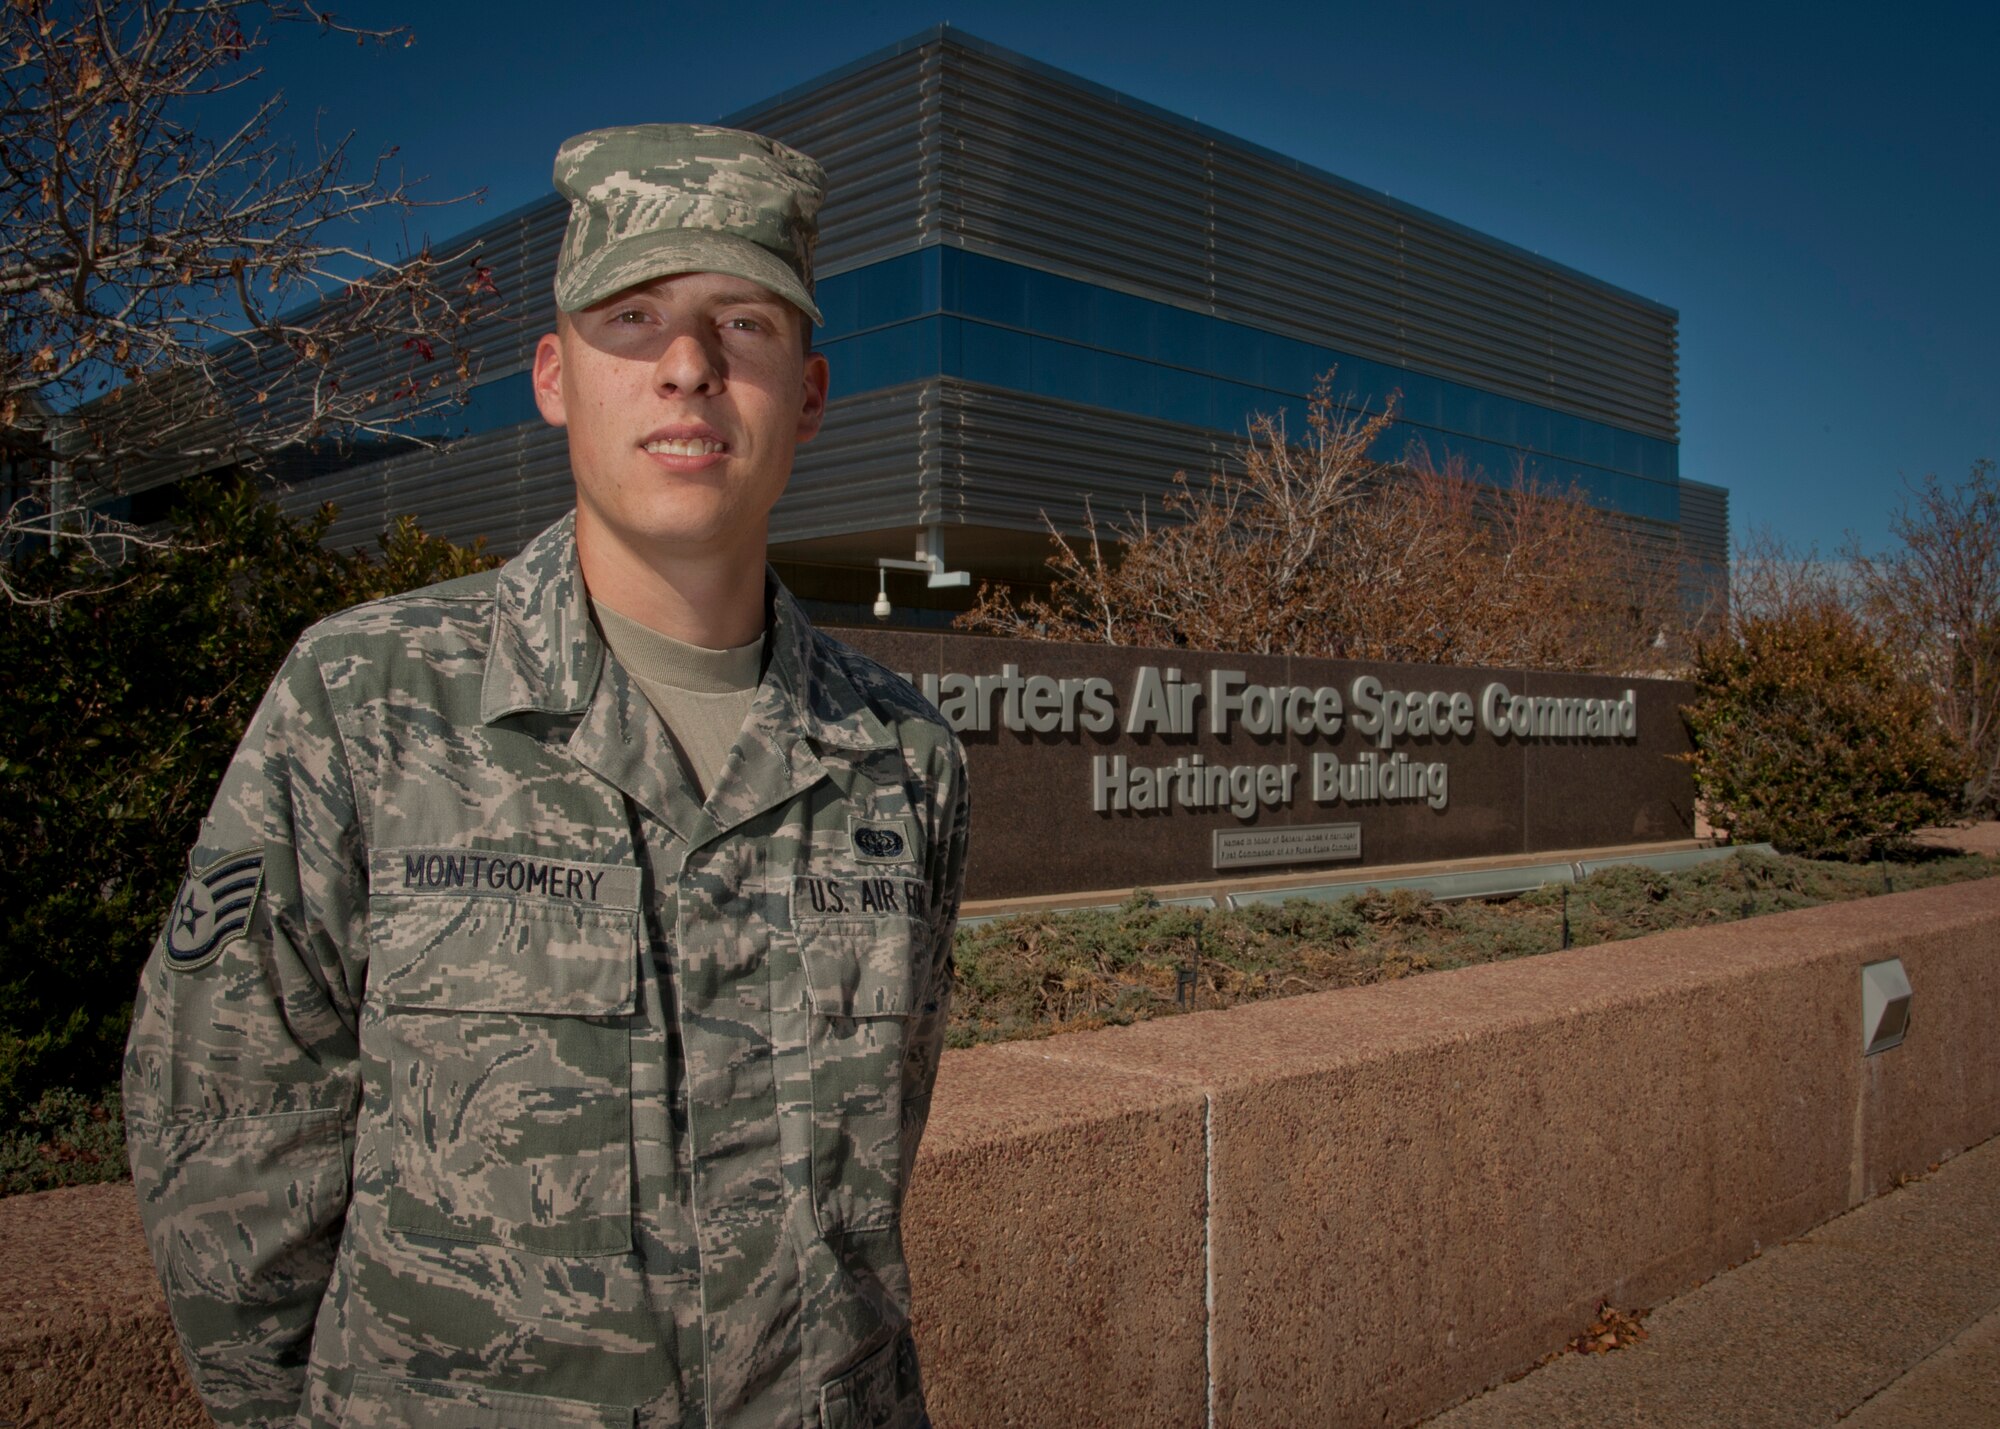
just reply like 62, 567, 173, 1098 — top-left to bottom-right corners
1684, 528, 1962, 856
959, 373, 1687, 674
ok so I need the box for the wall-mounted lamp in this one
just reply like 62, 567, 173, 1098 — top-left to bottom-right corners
873, 525, 971, 622
1861, 958, 1912, 1056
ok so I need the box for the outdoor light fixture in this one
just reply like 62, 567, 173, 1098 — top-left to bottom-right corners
873, 525, 971, 622
1861, 958, 1912, 1056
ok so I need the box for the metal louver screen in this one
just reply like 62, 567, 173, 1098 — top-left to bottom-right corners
739, 32, 1681, 443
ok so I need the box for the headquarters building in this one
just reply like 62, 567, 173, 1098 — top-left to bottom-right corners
239, 28, 1726, 624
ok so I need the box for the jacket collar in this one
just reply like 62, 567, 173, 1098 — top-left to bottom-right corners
761, 581, 898, 753
480, 513, 894, 754
479, 513, 602, 722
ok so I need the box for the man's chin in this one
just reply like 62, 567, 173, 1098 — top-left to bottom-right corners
575, 503, 767, 564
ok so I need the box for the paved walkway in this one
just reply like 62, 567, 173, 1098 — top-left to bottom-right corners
1918, 822, 2000, 858
1426, 1133, 2000, 1427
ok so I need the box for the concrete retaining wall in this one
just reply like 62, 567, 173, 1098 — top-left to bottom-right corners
7, 881, 1998, 1427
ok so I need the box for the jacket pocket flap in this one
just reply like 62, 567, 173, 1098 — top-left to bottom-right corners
797, 917, 921, 1018
369, 892, 638, 1016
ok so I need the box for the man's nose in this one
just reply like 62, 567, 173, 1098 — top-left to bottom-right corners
653, 329, 722, 394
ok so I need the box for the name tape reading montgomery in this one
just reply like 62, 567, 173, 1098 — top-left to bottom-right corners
896, 663, 1640, 820
395, 850, 617, 901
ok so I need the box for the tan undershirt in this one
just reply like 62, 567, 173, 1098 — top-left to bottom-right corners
592, 599, 764, 801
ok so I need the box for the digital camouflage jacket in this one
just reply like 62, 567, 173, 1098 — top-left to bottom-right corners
124, 514, 970, 1429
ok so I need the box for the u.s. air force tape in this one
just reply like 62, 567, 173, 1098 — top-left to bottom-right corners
164, 851, 264, 972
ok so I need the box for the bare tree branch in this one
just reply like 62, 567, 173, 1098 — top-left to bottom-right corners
2, 0, 495, 600
1843, 460, 2000, 812
960, 372, 1692, 674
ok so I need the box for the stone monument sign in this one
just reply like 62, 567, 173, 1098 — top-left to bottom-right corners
837, 630, 1696, 902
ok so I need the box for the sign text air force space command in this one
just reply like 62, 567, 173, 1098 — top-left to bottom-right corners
897, 663, 1641, 817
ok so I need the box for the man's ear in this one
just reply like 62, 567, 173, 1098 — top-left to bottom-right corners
796, 351, 830, 444
532, 330, 568, 427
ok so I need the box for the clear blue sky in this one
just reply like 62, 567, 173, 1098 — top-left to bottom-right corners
254, 0, 1996, 559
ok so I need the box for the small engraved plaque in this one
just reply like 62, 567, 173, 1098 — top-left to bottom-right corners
1212, 823, 1362, 870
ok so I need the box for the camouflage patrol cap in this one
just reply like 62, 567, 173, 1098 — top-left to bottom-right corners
552, 123, 826, 324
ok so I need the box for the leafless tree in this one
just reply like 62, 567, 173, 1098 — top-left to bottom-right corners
1845, 460, 2000, 811
978, 377, 1393, 656
1, 0, 491, 598
960, 373, 1690, 674
1725, 525, 1852, 625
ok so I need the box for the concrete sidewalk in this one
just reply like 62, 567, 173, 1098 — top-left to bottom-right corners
1426, 1132, 2000, 1427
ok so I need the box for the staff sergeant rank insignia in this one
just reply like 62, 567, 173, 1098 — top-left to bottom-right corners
164, 851, 265, 971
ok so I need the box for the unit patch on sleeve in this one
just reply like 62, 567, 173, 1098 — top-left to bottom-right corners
165, 851, 265, 971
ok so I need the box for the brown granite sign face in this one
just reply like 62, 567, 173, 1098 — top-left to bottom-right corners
835, 630, 1697, 902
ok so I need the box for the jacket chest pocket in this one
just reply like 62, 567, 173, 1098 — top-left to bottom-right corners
795, 908, 924, 1234
370, 888, 639, 1258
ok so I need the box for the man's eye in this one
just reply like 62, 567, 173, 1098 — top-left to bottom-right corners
611, 309, 650, 324
724, 316, 764, 332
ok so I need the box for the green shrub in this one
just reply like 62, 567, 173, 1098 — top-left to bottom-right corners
1683, 605, 1961, 858
0, 478, 499, 1119
0, 1086, 128, 1196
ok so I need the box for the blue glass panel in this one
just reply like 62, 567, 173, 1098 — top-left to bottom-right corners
935, 249, 1679, 482
1270, 333, 1332, 394
1572, 420, 1616, 468
1148, 293, 1208, 370
1027, 337, 1087, 402
1202, 318, 1261, 386
920, 245, 942, 316
1512, 402, 1552, 453
1155, 363, 1219, 426
939, 313, 963, 378
956, 251, 1031, 328
1393, 370, 1445, 428
811, 273, 862, 341
1642, 439, 1679, 482
1545, 411, 1581, 463
815, 247, 1683, 523
937, 243, 960, 311
812, 250, 931, 342
1023, 267, 1091, 346
818, 318, 942, 399
435, 371, 539, 436
954, 319, 1033, 390
1636, 439, 1665, 482
1439, 388, 1477, 441
1608, 429, 1637, 477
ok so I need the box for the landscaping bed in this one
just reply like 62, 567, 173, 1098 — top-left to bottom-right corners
947, 847, 2000, 1048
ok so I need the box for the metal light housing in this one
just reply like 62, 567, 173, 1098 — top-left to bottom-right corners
1861, 958, 1912, 1056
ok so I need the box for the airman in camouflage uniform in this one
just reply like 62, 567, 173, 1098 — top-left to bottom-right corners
125, 125, 969, 1429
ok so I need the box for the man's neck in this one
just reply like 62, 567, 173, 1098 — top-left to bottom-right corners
574, 518, 769, 650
